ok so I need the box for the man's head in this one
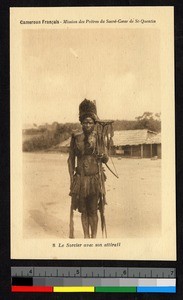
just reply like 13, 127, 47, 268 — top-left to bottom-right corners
82, 117, 95, 134
79, 99, 99, 124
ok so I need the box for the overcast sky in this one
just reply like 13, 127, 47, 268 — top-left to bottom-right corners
22, 28, 161, 126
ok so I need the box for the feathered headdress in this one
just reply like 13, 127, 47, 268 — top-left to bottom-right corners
79, 99, 99, 123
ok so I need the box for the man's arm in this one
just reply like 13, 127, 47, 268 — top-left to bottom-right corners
68, 134, 76, 238
67, 134, 76, 186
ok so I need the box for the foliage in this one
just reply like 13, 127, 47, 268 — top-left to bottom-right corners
134, 112, 161, 132
113, 112, 161, 132
23, 122, 82, 152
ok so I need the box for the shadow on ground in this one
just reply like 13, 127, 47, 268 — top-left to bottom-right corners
26, 209, 81, 239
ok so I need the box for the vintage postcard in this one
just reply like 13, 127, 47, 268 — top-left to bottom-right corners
10, 7, 176, 260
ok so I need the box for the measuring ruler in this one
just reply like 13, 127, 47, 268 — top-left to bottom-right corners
11, 267, 176, 293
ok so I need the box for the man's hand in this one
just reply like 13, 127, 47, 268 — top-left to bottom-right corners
97, 153, 109, 164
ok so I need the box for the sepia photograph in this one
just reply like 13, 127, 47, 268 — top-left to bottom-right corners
11, 7, 176, 260
22, 28, 161, 240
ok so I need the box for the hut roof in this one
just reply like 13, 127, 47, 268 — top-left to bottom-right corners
57, 129, 161, 148
146, 133, 161, 144
113, 129, 160, 146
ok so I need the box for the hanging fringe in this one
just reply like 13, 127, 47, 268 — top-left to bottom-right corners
95, 120, 114, 155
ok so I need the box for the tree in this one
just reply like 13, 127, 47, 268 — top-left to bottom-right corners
134, 112, 161, 132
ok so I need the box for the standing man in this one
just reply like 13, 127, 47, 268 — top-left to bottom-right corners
68, 99, 108, 238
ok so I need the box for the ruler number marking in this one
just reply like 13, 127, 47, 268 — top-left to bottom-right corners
76, 269, 79, 274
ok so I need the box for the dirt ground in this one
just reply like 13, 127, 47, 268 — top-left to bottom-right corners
23, 153, 161, 239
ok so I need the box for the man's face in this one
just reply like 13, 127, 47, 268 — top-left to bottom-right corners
82, 117, 95, 134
